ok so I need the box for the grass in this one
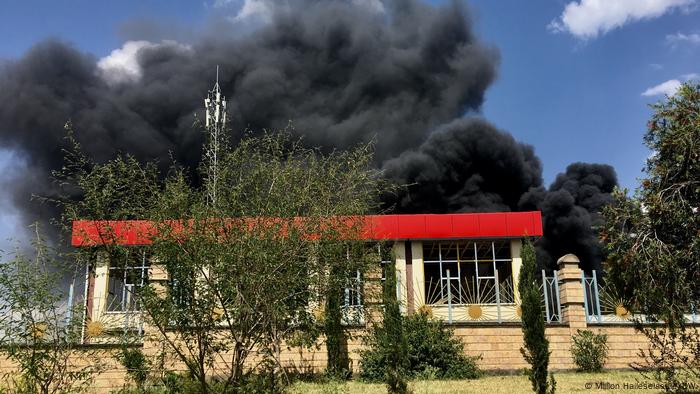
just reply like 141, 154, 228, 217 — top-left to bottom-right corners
289, 370, 672, 393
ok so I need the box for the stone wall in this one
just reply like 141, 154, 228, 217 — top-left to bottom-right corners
0, 347, 128, 393
0, 323, 662, 393
0, 254, 694, 393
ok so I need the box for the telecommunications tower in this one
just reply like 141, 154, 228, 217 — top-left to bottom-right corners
203, 66, 227, 206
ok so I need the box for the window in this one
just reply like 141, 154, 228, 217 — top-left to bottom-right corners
378, 243, 403, 303
344, 270, 363, 307
379, 243, 392, 283
423, 240, 512, 305
169, 266, 196, 310
106, 251, 149, 312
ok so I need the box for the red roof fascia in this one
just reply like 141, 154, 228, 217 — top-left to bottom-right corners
71, 211, 542, 247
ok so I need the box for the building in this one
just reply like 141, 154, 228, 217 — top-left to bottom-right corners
72, 210, 544, 336
69, 208, 685, 392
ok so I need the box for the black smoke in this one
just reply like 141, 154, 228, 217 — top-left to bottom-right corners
518, 163, 617, 272
382, 119, 617, 271
0, 0, 616, 270
0, 0, 496, 223
382, 118, 543, 213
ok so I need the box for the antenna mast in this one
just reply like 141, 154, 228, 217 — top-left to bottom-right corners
203, 65, 227, 207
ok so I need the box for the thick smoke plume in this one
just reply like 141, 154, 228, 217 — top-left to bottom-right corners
0, 0, 616, 270
519, 163, 617, 271
382, 119, 617, 271
383, 118, 543, 213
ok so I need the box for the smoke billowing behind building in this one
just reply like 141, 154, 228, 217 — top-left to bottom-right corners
0, 0, 615, 270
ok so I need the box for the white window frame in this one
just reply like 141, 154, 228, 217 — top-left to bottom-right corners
106, 251, 149, 313
423, 241, 512, 305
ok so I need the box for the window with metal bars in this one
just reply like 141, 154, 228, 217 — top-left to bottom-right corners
106, 251, 149, 312
423, 240, 512, 305
344, 270, 363, 307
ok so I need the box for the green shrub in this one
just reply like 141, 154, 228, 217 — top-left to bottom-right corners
571, 330, 608, 372
155, 372, 228, 394
116, 346, 151, 389
378, 255, 409, 393
359, 310, 481, 382
519, 238, 556, 394
325, 281, 350, 380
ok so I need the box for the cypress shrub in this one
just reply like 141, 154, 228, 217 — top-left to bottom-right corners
382, 259, 409, 393
325, 278, 349, 379
519, 239, 556, 394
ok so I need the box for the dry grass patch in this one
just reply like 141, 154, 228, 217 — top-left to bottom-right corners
290, 371, 671, 393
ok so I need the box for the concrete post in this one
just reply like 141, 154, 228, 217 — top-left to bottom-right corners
142, 263, 169, 358
91, 253, 109, 321
556, 254, 587, 331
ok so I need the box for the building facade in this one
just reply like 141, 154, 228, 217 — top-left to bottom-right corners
34, 210, 696, 392
72, 211, 543, 338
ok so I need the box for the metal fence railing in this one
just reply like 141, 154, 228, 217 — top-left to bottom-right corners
582, 270, 699, 324
582, 270, 602, 323
419, 269, 562, 325
542, 270, 562, 324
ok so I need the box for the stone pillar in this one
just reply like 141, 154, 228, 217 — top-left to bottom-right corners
410, 241, 425, 313
91, 253, 109, 321
393, 242, 408, 314
404, 241, 415, 314
364, 260, 385, 325
557, 254, 587, 331
142, 263, 169, 358
510, 240, 523, 304
148, 263, 169, 297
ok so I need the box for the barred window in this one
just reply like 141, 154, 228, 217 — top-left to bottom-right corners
344, 270, 363, 307
423, 240, 513, 305
106, 251, 149, 312
379, 243, 392, 283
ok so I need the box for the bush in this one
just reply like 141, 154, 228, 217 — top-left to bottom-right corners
571, 330, 608, 372
359, 310, 481, 381
519, 239, 556, 394
116, 346, 151, 389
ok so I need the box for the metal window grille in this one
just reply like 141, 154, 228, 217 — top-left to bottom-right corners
423, 241, 513, 306
106, 251, 149, 313
344, 270, 363, 307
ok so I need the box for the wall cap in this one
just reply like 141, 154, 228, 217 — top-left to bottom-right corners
556, 254, 580, 265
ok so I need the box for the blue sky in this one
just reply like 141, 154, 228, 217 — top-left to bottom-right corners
468, 0, 699, 191
0, 0, 698, 245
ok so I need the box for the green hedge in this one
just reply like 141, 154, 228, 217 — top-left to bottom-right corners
359, 310, 481, 381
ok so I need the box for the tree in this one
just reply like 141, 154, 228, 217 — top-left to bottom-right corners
601, 82, 700, 389
324, 251, 349, 379
0, 230, 102, 394
379, 255, 409, 393
519, 239, 555, 394
57, 126, 386, 392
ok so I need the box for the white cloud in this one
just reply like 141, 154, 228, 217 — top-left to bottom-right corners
641, 79, 682, 96
549, 0, 696, 39
97, 40, 191, 86
231, 0, 274, 23
226, 0, 384, 24
352, 0, 385, 14
212, 0, 236, 7
641, 74, 698, 97
666, 31, 700, 46
97, 41, 156, 85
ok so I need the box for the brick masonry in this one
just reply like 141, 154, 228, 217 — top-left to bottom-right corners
0, 254, 692, 392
